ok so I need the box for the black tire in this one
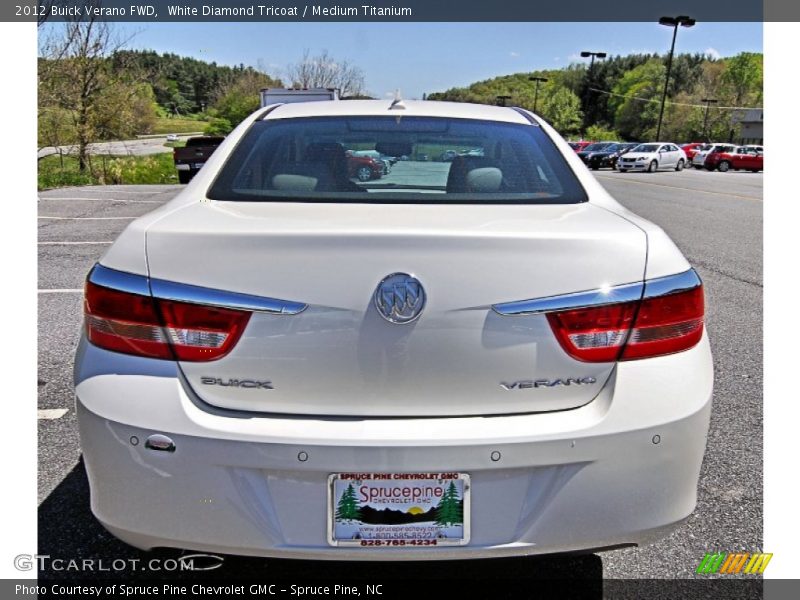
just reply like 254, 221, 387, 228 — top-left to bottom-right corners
693, 164, 703, 170
591, 166, 599, 171
675, 159, 684, 172
718, 161, 731, 172
356, 166, 372, 182
647, 160, 658, 173
178, 170, 192, 184
618, 169, 628, 173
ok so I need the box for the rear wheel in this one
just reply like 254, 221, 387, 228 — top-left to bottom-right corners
356, 166, 372, 182
618, 169, 628, 173
717, 161, 731, 172
178, 170, 192, 184
647, 160, 658, 173
675, 159, 685, 172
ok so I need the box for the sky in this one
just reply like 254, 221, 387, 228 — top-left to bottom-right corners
110, 21, 763, 99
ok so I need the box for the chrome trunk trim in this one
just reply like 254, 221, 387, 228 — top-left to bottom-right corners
492, 269, 700, 316
88, 264, 307, 315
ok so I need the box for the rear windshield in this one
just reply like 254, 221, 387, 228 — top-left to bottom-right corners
207, 116, 587, 204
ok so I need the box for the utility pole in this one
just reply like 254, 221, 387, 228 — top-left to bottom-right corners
529, 76, 548, 113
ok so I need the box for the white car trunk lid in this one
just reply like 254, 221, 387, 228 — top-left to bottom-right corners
145, 200, 646, 417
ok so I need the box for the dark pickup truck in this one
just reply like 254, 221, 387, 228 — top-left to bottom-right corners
173, 136, 225, 183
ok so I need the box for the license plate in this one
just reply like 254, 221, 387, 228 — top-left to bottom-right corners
327, 473, 470, 547
193, 163, 205, 169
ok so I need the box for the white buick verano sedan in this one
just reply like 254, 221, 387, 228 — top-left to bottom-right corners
75, 100, 712, 559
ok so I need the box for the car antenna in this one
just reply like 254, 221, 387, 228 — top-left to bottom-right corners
389, 89, 406, 111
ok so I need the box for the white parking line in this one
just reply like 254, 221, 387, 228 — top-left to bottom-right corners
38, 197, 162, 203
39, 216, 136, 220
38, 409, 69, 420
38, 241, 113, 245
38, 289, 83, 294
42, 187, 175, 194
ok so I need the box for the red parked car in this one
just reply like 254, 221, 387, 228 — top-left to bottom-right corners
704, 147, 763, 172
681, 142, 707, 161
568, 141, 593, 152
345, 152, 385, 181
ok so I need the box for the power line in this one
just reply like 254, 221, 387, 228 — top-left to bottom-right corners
588, 87, 761, 111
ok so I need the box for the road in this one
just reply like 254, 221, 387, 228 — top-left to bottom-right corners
37, 168, 762, 581
37, 134, 200, 159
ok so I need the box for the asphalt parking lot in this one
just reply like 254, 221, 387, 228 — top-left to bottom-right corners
37, 167, 762, 581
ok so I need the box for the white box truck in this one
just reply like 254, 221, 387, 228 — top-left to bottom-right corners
260, 88, 339, 108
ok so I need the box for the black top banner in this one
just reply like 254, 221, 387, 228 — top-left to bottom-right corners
5, 0, 780, 22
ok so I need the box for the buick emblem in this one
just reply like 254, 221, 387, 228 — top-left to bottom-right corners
373, 273, 426, 324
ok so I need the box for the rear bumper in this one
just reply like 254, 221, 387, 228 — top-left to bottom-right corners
75, 335, 713, 560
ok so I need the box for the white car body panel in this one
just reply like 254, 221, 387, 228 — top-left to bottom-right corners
79, 100, 712, 559
144, 201, 646, 416
75, 334, 712, 559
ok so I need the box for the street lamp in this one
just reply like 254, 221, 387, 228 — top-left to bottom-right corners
580, 51, 606, 129
496, 95, 512, 107
655, 15, 696, 141
580, 50, 607, 69
529, 76, 548, 113
701, 98, 718, 141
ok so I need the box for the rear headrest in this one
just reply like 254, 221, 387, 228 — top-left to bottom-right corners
268, 162, 332, 191
446, 156, 503, 193
271, 174, 319, 192
465, 167, 503, 192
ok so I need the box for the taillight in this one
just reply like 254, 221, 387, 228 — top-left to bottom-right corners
547, 302, 638, 362
84, 281, 251, 361
547, 285, 704, 362
621, 285, 704, 360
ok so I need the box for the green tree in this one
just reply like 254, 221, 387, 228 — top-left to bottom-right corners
204, 117, 233, 136
38, 9, 157, 171
584, 124, 620, 141
537, 83, 583, 136
610, 59, 665, 140
335, 484, 361, 522
722, 52, 763, 107
435, 482, 463, 527
212, 70, 281, 127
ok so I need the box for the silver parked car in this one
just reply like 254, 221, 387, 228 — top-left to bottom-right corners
617, 143, 687, 172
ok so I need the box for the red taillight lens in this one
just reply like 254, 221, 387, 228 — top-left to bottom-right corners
157, 298, 251, 361
547, 302, 638, 363
621, 285, 704, 360
547, 285, 704, 362
84, 282, 251, 362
